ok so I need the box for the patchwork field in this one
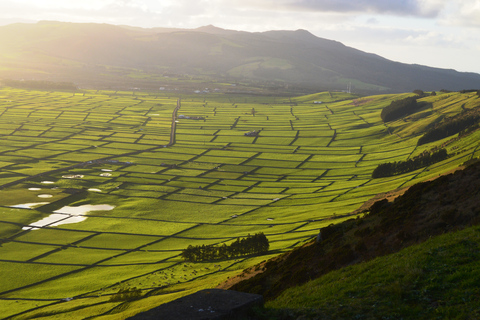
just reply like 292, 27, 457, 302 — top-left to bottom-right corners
0, 87, 478, 319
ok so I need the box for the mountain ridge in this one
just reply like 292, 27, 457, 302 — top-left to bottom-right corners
1, 21, 480, 93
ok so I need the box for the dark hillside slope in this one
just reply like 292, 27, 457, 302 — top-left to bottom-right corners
229, 161, 480, 300
1, 21, 480, 92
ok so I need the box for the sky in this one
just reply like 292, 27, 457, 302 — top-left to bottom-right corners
1, 0, 480, 73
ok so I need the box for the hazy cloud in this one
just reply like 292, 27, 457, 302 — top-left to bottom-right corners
404, 31, 462, 48
440, 0, 480, 28
3, 0, 114, 10
229, 0, 445, 17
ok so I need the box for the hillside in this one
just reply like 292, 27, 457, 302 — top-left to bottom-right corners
0, 88, 478, 319
266, 221, 480, 319
226, 160, 480, 317
1, 21, 480, 93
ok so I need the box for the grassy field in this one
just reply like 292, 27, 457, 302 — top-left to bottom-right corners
0, 87, 478, 319
266, 225, 480, 319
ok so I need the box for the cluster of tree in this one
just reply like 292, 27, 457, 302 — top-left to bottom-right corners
2, 79, 77, 91
459, 89, 479, 94
181, 233, 269, 262
380, 96, 421, 122
413, 89, 426, 97
418, 105, 480, 145
442, 89, 480, 95
442, 89, 479, 95
414, 89, 437, 97
372, 149, 448, 178
109, 287, 142, 302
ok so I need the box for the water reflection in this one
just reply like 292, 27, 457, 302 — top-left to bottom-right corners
21, 204, 115, 230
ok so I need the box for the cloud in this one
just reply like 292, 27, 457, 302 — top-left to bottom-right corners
440, 0, 480, 28
315, 23, 466, 49
404, 31, 464, 48
232, 0, 446, 17
4, 0, 114, 10
0, 0, 478, 73
0, 0, 449, 29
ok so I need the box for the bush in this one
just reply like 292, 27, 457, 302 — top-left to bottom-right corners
109, 287, 142, 302
413, 89, 425, 97
372, 149, 449, 178
380, 97, 420, 122
418, 105, 480, 145
181, 233, 269, 262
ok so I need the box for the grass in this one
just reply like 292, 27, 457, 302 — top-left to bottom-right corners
0, 262, 81, 294
0, 87, 478, 319
0, 241, 58, 261
265, 225, 480, 319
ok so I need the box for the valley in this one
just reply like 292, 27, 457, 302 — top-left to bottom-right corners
0, 86, 478, 319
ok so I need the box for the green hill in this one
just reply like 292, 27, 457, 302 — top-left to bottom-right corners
229, 160, 480, 300
1, 21, 480, 93
266, 222, 480, 319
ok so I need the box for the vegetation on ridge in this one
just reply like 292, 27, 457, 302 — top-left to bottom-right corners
263, 224, 480, 319
380, 96, 421, 122
181, 233, 269, 262
371, 148, 449, 178
229, 161, 480, 304
418, 103, 480, 145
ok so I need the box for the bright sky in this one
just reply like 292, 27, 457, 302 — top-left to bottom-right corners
1, 0, 480, 73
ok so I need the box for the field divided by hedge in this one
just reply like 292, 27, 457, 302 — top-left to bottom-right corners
0, 88, 478, 318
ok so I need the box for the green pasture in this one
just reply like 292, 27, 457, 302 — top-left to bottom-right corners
266, 225, 480, 319
0, 87, 478, 318
0, 241, 59, 261
9, 228, 92, 247
80, 233, 162, 250
0, 262, 82, 295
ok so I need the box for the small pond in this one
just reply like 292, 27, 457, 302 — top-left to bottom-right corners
21, 204, 115, 230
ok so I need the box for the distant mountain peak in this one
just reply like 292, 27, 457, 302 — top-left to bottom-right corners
196, 24, 220, 30
294, 28, 313, 35
194, 25, 238, 35
1, 21, 479, 92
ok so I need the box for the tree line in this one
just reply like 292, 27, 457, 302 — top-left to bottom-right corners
417, 105, 480, 145
109, 287, 142, 302
181, 233, 269, 262
2, 79, 77, 91
380, 96, 422, 122
372, 148, 448, 178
